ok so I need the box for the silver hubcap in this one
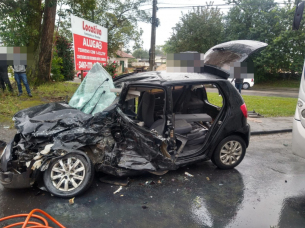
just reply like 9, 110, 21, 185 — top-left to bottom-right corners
51, 157, 86, 192
220, 140, 242, 165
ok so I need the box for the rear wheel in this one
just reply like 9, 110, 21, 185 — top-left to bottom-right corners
43, 153, 94, 198
242, 82, 250, 90
212, 135, 246, 169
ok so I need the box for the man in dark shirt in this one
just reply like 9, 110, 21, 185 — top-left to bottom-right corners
232, 78, 244, 94
0, 60, 13, 92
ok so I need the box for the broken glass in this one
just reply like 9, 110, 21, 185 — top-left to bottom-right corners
69, 63, 116, 115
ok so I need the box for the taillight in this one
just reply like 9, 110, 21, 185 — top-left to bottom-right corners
251, 78, 254, 82
240, 103, 248, 118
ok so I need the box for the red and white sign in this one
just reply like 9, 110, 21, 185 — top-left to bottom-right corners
71, 15, 108, 71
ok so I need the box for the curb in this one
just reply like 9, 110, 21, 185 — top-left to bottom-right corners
251, 129, 292, 136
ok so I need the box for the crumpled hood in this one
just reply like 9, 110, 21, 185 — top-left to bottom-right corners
13, 102, 110, 152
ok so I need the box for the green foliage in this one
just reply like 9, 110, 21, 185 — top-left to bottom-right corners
102, 60, 119, 78
58, 0, 150, 56
0, 0, 42, 46
132, 48, 149, 59
51, 47, 65, 81
163, 4, 224, 53
55, 34, 75, 81
225, 0, 305, 82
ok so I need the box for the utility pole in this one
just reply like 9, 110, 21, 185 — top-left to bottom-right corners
149, 0, 157, 71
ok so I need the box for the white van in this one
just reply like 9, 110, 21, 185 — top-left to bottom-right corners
292, 2, 305, 157
292, 71, 305, 157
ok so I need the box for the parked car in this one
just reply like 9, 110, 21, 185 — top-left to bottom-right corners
76, 70, 89, 79
0, 40, 267, 197
228, 77, 254, 90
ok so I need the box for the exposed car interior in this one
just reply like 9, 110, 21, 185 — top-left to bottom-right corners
121, 84, 224, 154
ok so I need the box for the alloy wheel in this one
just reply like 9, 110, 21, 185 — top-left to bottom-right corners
219, 140, 242, 165
50, 157, 86, 192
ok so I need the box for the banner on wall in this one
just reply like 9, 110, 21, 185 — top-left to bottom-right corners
71, 15, 108, 71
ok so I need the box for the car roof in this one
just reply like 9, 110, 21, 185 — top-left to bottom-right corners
114, 71, 224, 85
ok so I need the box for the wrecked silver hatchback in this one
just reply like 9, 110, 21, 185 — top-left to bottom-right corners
0, 40, 267, 197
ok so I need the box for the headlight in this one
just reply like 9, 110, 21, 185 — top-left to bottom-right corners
298, 100, 303, 107
302, 109, 305, 118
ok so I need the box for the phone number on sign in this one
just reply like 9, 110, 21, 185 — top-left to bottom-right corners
78, 61, 93, 69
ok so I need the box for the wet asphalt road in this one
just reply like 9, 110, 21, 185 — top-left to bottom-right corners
0, 132, 304, 227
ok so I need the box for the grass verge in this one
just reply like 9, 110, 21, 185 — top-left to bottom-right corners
254, 79, 300, 89
207, 93, 297, 117
0, 82, 79, 126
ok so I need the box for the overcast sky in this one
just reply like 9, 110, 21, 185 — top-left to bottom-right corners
135, 0, 291, 51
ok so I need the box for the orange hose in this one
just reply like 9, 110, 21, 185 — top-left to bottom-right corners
0, 209, 66, 228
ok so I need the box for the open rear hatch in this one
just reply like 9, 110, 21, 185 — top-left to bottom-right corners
204, 40, 268, 79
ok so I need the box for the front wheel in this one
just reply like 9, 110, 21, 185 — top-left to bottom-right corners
212, 135, 246, 169
43, 153, 94, 198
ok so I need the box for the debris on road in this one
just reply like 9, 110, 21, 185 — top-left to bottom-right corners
185, 172, 194, 177
142, 206, 148, 209
194, 196, 201, 208
206, 177, 210, 181
99, 176, 130, 186
113, 186, 123, 194
69, 197, 75, 205
145, 180, 156, 185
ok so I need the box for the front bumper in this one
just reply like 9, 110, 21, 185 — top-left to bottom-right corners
0, 170, 32, 189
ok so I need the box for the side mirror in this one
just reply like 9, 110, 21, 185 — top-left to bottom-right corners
293, 1, 305, 30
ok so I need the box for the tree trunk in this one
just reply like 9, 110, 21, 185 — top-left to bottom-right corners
25, 0, 42, 84
36, 0, 57, 84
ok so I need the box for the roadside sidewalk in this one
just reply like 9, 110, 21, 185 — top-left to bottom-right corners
249, 116, 293, 135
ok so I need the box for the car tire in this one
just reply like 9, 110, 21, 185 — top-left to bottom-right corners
212, 135, 246, 169
242, 82, 250, 90
43, 153, 94, 198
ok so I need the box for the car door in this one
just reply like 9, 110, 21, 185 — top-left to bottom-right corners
115, 83, 176, 171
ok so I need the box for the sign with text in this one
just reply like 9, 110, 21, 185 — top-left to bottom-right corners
71, 15, 108, 70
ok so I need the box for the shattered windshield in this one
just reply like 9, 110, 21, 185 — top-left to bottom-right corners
69, 63, 116, 115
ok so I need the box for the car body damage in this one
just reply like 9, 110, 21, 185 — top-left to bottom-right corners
0, 40, 267, 197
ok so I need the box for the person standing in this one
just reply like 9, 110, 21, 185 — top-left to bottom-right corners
232, 78, 244, 94
0, 60, 13, 92
13, 65, 32, 97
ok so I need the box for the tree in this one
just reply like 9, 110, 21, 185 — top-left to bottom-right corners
0, 0, 57, 84
55, 35, 74, 81
58, 0, 150, 56
0, 0, 150, 84
163, 4, 224, 54
132, 48, 149, 59
225, 0, 305, 82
